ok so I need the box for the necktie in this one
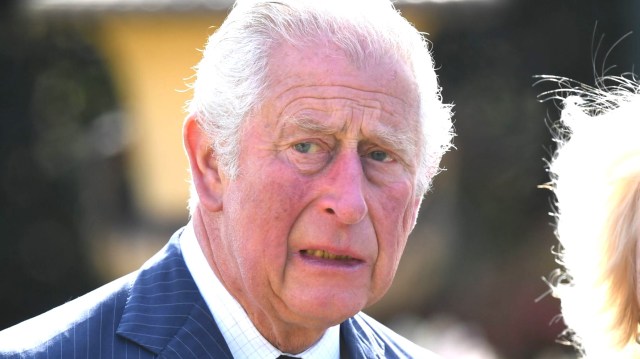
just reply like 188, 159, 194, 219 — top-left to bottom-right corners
277, 356, 301, 359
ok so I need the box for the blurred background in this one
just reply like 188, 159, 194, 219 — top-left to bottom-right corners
1, 0, 639, 358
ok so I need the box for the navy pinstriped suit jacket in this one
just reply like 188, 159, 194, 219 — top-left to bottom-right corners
0, 229, 438, 359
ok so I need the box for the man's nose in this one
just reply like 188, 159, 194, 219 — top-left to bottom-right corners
319, 151, 368, 224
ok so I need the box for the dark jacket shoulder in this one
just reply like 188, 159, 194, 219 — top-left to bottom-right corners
0, 232, 230, 359
0, 272, 136, 358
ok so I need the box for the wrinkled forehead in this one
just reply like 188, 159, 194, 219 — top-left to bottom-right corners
261, 39, 419, 114
281, 95, 413, 129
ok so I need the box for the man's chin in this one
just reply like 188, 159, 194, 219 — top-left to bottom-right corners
284, 291, 368, 325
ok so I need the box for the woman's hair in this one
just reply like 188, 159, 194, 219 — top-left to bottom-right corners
186, 0, 454, 211
545, 75, 640, 357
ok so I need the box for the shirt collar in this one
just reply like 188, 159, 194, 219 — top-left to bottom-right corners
180, 221, 340, 359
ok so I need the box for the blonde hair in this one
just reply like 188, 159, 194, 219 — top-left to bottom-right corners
545, 75, 640, 357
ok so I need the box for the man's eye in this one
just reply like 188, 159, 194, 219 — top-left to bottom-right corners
293, 142, 316, 154
368, 150, 391, 162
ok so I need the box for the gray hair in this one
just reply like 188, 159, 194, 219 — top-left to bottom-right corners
187, 0, 454, 210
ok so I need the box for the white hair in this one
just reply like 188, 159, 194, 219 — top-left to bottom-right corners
545, 75, 640, 357
186, 0, 454, 211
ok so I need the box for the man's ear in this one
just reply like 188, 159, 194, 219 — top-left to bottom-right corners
183, 115, 224, 212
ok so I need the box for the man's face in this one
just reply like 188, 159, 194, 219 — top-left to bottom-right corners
214, 41, 422, 331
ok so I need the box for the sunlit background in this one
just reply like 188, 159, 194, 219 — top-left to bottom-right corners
1, 0, 639, 358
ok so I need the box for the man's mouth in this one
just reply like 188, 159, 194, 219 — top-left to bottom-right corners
300, 249, 354, 261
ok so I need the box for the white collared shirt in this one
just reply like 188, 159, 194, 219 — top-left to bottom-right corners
180, 222, 341, 359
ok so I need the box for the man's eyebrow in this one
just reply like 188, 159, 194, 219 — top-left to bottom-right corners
282, 115, 337, 135
371, 126, 418, 155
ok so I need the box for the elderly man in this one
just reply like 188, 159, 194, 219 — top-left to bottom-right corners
0, 0, 453, 358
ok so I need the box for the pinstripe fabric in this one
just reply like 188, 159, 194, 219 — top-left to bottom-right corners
0, 229, 232, 359
0, 227, 440, 359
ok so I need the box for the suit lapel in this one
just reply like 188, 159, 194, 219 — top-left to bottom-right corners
340, 315, 386, 359
116, 230, 233, 358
